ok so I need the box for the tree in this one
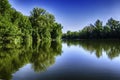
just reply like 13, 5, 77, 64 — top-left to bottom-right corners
106, 18, 120, 38
30, 8, 49, 41
30, 7, 62, 41
94, 19, 103, 38
0, 0, 62, 45
0, 0, 11, 15
0, 15, 21, 43
51, 23, 62, 40
102, 25, 110, 38
63, 18, 120, 39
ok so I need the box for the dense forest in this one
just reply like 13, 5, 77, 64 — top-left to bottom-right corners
63, 18, 120, 39
0, 0, 62, 45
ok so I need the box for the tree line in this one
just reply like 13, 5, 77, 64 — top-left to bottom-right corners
63, 18, 120, 39
0, 0, 62, 44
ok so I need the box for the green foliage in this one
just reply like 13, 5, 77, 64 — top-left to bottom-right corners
51, 23, 63, 40
0, 0, 11, 15
29, 8, 62, 41
0, 15, 21, 43
0, 0, 62, 44
63, 18, 120, 39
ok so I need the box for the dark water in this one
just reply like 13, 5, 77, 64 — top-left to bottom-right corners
1, 40, 120, 80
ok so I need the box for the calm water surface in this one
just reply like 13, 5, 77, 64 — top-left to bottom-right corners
1, 40, 120, 80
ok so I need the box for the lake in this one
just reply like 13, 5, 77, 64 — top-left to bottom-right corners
0, 40, 120, 80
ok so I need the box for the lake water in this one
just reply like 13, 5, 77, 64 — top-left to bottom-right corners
1, 40, 120, 80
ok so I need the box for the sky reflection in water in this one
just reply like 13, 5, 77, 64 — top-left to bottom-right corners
12, 40, 120, 80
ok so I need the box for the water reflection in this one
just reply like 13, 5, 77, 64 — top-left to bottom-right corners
0, 41, 62, 80
1, 40, 120, 80
63, 40, 120, 59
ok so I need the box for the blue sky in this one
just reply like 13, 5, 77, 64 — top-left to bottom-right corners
9, 0, 120, 32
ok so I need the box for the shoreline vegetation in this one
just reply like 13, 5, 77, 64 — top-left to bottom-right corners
0, 0, 62, 45
63, 18, 120, 40
1, 0, 120, 46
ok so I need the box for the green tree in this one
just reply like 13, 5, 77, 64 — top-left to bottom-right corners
106, 18, 120, 38
30, 7, 62, 41
51, 23, 63, 40
0, 15, 21, 43
0, 0, 11, 15
94, 19, 103, 38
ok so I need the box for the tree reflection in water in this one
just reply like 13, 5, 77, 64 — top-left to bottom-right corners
63, 40, 120, 59
0, 41, 62, 80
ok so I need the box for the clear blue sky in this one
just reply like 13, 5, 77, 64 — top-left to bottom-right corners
9, 0, 120, 32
